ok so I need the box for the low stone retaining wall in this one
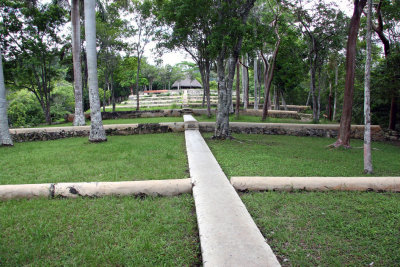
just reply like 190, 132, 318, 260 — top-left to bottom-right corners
10, 121, 385, 142
10, 123, 184, 142
199, 122, 385, 141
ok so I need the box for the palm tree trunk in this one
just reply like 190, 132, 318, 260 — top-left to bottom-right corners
0, 51, 13, 146
84, 0, 106, 142
364, 0, 373, 173
71, 0, 85, 126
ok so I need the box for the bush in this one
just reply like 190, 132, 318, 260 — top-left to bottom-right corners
7, 90, 45, 127
51, 82, 75, 121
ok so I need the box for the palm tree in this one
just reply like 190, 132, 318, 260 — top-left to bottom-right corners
71, 0, 86, 126
0, 50, 13, 146
84, 0, 107, 142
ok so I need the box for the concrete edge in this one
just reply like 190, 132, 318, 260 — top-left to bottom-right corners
183, 114, 199, 130
231, 177, 400, 192
185, 129, 281, 266
0, 178, 192, 200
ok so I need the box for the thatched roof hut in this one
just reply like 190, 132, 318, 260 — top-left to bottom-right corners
172, 78, 202, 89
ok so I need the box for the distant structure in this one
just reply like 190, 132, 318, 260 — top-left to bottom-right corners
172, 78, 202, 89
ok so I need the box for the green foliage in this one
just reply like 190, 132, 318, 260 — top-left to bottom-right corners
1, 0, 68, 124
50, 82, 75, 121
6, 90, 44, 127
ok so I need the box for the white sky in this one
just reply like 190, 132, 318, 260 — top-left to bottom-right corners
40, 0, 354, 66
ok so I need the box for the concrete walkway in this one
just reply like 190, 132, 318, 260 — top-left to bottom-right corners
184, 115, 280, 266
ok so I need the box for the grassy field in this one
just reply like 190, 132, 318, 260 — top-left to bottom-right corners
0, 194, 201, 266
40, 116, 183, 128
204, 133, 400, 177
242, 191, 400, 266
0, 133, 188, 185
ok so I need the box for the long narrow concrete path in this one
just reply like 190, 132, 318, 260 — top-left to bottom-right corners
184, 115, 280, 266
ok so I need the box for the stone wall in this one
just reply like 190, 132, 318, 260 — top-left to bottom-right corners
199, 122, 385, 141
10, 121, 386, 143
10, 123, 184, 142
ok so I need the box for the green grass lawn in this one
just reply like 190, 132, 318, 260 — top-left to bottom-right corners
204, 133, 400, 177
242, 191, 400, 266
0, 133, 188, 185
0, 194, 201, 266
41, 116, 183, 128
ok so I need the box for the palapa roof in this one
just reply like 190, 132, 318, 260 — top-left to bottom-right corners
172, 78, 202, 89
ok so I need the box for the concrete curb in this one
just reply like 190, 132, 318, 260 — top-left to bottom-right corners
231, 177, 400, 192
184, 116, 280, 266
0, 179, 192, 200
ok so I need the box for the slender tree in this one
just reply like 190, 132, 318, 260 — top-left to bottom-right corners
84, 0, 107, 142
371, 0, 398, 130
71, 0, 86, 126
253, 56, 259, 110
261, 4, 281, 121
240, 54, 249, 109
235, 60, 240, 119
214, 0, 256, 139
0, 50, 13, 146
364, 0, 373, 173
332, 0, 367, 148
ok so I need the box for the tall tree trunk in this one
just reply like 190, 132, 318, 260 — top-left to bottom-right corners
205, 63, 211, 118
202, 87, 206, 107
310, 60, 318, 123
328, 81, 333, 120
389, 98, 397, 130
215, 57, 231, 139
333, 64, 338, 121
316, 70, 322, 122
372, 1, 397, 130
364, 0, 373, 173
198, 61, 212, 117
235, 60, 240, 119
332, 0, 367, 148
111, 74, 116, 112
135, 55, 141, 111
253, 56, 258, 110
306, 88, 311, 107
261, 35, 280, 121
71, 0, 85, 126
281, 91, 288, 110
84, 0, 107, 142
0, 51, 13, 146
103, 75, 107, 112
45, 99, 52, 125
241, 55, 249, 110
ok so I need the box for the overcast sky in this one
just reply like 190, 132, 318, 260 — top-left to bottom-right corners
40, 0, 354, 66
